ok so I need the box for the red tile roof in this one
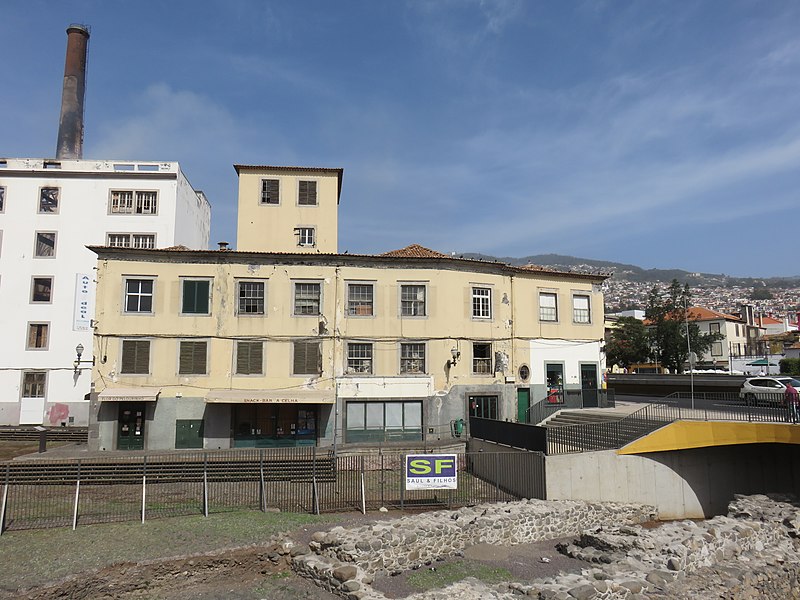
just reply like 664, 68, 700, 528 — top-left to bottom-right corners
380, 244, 450, 258
687, 306, 743, 322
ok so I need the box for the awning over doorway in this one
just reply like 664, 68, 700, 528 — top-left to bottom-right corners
205, 389, 335, 404
98, 387, 162, 402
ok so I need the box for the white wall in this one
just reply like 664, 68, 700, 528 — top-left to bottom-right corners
0, 159, 210, 425
529, 339, 602, 387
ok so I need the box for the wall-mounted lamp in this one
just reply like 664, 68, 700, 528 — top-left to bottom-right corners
447, 346, 461, 368
73, 343, 95, 374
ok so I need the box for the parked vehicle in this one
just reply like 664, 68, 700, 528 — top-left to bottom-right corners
739, 377, 800, 406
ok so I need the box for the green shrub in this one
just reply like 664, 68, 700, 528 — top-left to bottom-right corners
779, 358, 800, 376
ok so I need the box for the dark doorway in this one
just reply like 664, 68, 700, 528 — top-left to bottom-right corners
581, 364, 599, 407
117, 403, 146, 450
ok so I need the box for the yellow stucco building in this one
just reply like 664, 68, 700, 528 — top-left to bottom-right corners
88, 166, 607, 451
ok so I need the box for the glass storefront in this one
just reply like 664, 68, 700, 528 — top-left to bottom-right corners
232, 404, 317, 447
345, 400, 423, 443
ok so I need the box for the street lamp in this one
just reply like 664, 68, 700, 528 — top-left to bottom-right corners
447, 346, 461, 368
73, 343, 95, 374
684, 300, 695, 411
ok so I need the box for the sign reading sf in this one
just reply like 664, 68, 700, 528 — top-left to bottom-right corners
405, 454, 458, 490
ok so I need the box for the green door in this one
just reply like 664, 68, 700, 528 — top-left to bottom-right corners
175, 419, 204, 449
117, 403, 146, 450
517, 388, 530, 423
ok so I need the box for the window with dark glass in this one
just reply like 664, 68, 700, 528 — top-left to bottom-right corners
125, 279, 154, 313
472, 343, 492, 375
39, 187, 59, 213
27, 323, 49, 349
238, 281, 265, 315
35, 232, 56, 257
31, 277, 53, 303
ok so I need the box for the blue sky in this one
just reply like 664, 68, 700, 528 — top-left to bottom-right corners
2, 1, 799, 277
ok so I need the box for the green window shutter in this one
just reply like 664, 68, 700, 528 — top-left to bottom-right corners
293, 341, 321, 375
298, 180, 317, 205
183, 280, 210, 314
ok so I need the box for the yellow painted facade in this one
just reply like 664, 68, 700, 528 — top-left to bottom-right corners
91, 253, 605, 395
235, 165, 341, 253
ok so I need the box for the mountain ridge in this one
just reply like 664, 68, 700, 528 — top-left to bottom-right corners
460, 253, 800, 287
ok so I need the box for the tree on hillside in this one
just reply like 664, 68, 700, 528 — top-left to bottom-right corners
645, 280, 721, 374
750, 287, 773, 300
605, 317, 651, 370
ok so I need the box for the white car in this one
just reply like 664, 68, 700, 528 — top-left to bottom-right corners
739, 377, 800, 406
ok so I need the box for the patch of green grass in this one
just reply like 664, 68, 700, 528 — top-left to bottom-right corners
406, 560, 513, 591
0, 510, 335, 593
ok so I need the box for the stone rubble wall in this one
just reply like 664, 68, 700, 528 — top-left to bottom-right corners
291, 499, 656, 599
290, 494, 800, 600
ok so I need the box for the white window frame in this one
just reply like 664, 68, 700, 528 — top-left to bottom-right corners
109, 190, 159, 215
123, 278, 155, 314
472, 286, 492, 319
400, 283, 427, 318
539, 291, 558, 322
34, 231, 57, 258
107, 233, 157, 249
347, 342, 374, 375
295, 226, 316, 247
572, 294, 591, 324
293, 281, 322, 317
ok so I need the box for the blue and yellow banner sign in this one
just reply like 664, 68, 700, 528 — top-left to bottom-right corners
405, 454, 458, 490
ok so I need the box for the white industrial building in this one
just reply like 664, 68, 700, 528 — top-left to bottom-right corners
0, 158, 210, 426
0, 24, 211, 427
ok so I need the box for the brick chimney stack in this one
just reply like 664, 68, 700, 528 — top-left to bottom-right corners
56, 24, 90, 159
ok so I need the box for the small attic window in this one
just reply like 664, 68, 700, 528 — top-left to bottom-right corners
43, 161, 61, 169
113, 164, 135, 171
0, 160, 7, 169
137, 164, 159, 172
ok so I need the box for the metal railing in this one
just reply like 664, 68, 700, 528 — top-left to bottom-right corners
0, 448, 541, 533
525, 389, 615, 425
476, 391, 799, 456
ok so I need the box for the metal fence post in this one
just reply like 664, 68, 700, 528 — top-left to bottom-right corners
203, 453, 209, 517
259, 449, 266, 513
312, 446, 319, 515
360, 455, 366, 515
379, 448, 384, 509
141, 455, 147, 524
494, 452, 500, 502
0, 464, 9, 536
72, 460, 81, 530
